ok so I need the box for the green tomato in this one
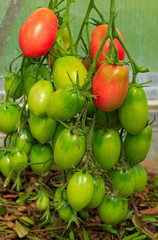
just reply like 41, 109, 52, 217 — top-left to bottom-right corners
36, 194, 49, 211
98, 195, 123, 225
130, 164, 148, 193
111, 169, 135, 197
52, 56, 87, 89
0, 153, 17, 180
124, 125, 152, 164
23, 64, 49, 96
52, 124, 65, 150
4, 72, 23, 99
46, 85, 85, 121
29, 113, 57, 144
87, 98, 97, 117
118, 86, 149, 135
58, 202, 73, 222
29, 143, 53, 175
28, 80, 54, 117
93, 129, 121, 170
0, 102, 20, 135
10, 150, 28, 172
13, 127, 34, 154
88, 176, 105, 209
120, 199, 128, 221
67, 172, 94, 212
54, 129, 86, 170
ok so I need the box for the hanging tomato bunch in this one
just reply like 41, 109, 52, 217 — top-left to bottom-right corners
0, 0, 152, 231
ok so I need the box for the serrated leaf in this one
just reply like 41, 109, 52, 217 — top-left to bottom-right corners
140, 215, 158, 223
122, 232, 141, 240
102, 225, 118, 236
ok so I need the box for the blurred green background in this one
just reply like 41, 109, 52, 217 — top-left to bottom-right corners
0, 0, 157, 75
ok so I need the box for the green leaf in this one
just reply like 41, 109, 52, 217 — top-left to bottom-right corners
69, 230, 75, 240
132, 215, 142, 229
126, 227, 136, 231
82, 228, 89, 240
154, 176, 158, 185
150, 193, 158, 199
124, 210, 134, 220
140, 215, 158, 223
133, 235, 147, 240
102, 225, 118, 236
122, 232, 141, 240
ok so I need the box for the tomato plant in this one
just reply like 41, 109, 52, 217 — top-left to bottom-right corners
54, 129, 86, 170
90, 24, 125, 69
118, 86, 149, 135
19, 8, 58, 58
92, 63, 129, 112
67, 172, 94, 212
93, 128, 121, 170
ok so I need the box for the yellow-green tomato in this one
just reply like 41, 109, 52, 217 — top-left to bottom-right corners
67, 172, 94, 212
5, 72, 23, 99
10, 150, 28, 172
118, 86, 149, 135
36, 194, 49, 211
88, 176, 105, 209
29, 143, 53, 174
46, 85, 85, 121
93, 129, 121, 170
130, 164, 148, 193
98, 195, 123, 225
29, 113, 57, 144
28, 80, 54, 117
111, 169, 135, 198
124, 125, 152, 164
52, 56, 87, 89
120, 199, 128, 221
54, 129, 86, 170
0, 153, 17, 180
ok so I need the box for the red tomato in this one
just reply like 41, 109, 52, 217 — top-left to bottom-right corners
90, 24, 125, 69
92, 63, 129, 112
19, 8, 58, 58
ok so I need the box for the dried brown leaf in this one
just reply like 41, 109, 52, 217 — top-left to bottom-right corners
13, 220, 28, 238
143, 227, 155, 238
140, 207, 158, 215
6, 221, 15, 229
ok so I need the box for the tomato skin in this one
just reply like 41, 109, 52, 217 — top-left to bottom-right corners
19, 8, 58, 58
111, 169, 135, 197
52, 124, 65, 150
23, 64, 48, 96
93, 129, 121, 170
10, 150, 28, 172
88, 176, 105, 209
130, 164, 148, 193
52, 56, 87, 89
58, 202, 73, 222
28, 80, 54, 117
29, 143, 53, 174
29, 113, 56, 144
118, 86, 149, 135
90, 24, 125, 69
46, 85, 85, 121
5, 72, 23, 99
11, 128, 34, 154
98, 195, 123, 225
92, 63, 129, 112
0, 103, 20, 135
0, 153, 17, 180
67, 172, 94, 212
121, 199, 128, 221
54, 129, 86, 170
36, 194, 49, 211
124, 125, 152, 164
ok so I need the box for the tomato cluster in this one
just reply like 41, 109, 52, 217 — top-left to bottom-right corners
0, 5, 152, 228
